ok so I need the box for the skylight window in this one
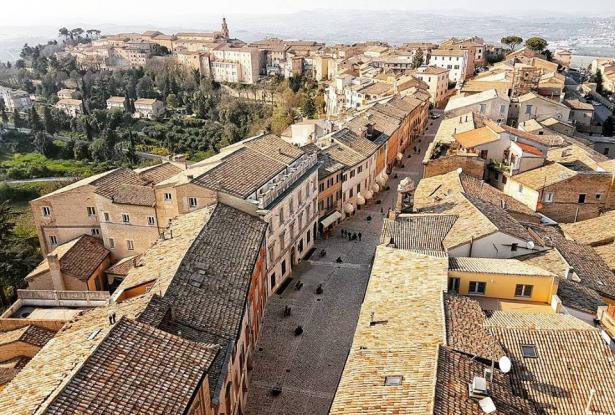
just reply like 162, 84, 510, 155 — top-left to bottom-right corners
384, 375, 403, 386
521, 344, 537, 358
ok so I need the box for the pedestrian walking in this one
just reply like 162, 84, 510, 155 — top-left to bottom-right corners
358, 232, 362, 241
342, 229, 346, 237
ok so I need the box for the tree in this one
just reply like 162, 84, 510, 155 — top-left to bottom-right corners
12, 109, 24, 128
288, 75, 303, 93
136, 75, 155, 98
411, 48, 424, 69
603, 116, 615, 137
501, 36, 523, 51
74, 141, 90, 160
43, 106, 56, 134
28, 107, 43, 130
33, 131, 53, 156
595, 70, 604, 95
0, 201, 40, 305
58, 27, 70, 43
301, 96, 317, 119
525, 37, 548, 52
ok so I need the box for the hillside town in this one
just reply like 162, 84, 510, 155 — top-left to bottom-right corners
2, 15, 615, 415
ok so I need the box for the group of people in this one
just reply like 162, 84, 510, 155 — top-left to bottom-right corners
341, 229, 362, 241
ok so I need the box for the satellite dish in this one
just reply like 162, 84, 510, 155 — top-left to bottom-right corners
527, 241, 535, 250
499, 356, 512, 373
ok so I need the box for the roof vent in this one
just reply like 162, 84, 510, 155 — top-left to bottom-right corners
500, 199, 507, 209
186, 174, 194, 180
469, 376, 489, 399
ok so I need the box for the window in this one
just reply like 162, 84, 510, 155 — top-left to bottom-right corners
103, 212, 110, 222
511, 243, 518, 252
127, 240, 135, 251
518, 183, 524, 193
87, 206, 96, 216
596, 193, 605, 201
384, 375, 403, 386
122, 213, 130, 224
543, 192, 554, 203
289, 199, 294, 214
188, 197, 198, 208
479, 103, 486, 114
349, 189, 354, 198
525, 104, 533, 115
479, 149, 488, 159
270, 273, 276, 289
108, 238, 115, 248
49, 235, 58, 246
147, 216, 156, 226
468, 281, 486, 295
521, 344, 537, 358
279, 232, 285, 249
448, 277, 460, 293
319, 183, 325, 192
42, 206, 51, 217
604, 148, 610, 156
279, 207, 285, 223
500, 104, 506, 114
281, 259, 287, 275
515, 284, 533, 298
578, 194, 586, 204
164, 192, 172, 202
91, 228, 100, 236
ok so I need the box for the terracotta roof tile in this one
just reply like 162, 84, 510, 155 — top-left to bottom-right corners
560, 211, 615, 246
44, 317, 219, 415
434, 346, 538, 415
137, 162, 183, 185
380, 214, 457, 252
443, 294, 504, 361
330, 247, 448, 414
487, 314, 615, 415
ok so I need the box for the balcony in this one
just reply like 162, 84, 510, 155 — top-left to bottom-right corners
255, 153, 318, 209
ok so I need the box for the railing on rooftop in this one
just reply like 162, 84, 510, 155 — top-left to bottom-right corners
17, 289, 110, 302
256, 153, 317, 209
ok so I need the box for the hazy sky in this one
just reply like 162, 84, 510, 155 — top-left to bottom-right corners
2, 0, 614, 26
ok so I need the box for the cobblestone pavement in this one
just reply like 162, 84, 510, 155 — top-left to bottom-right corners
245, 118, 441, 415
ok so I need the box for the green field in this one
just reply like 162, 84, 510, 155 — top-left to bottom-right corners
0, 152, 108, 180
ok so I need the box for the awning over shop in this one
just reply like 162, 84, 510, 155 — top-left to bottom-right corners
321, 211, 342, 228
344, 203, 355, 214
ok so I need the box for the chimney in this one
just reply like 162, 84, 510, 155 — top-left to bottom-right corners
459, 116, 462, 124
365, 123, 374, 138
47, 253, 66, 291
186, 174, 194, 180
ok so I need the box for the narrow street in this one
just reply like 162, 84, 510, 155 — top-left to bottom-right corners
245, 116, 441, 415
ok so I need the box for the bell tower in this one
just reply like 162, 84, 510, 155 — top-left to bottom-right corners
221, 17, 230, 41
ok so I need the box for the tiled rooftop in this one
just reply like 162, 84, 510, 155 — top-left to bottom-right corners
434, 346, 538, 415
560, 210, 615, 246
44, 317, 219, 415
329, 247, 448, 414
26, 235, 110, 283
443, 294, 504, 361
380, 213, 457, 252
449, 257, 554, 277
487, 313, 615, 415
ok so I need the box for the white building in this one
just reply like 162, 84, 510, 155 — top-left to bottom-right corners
106, 96, 126, 111
55, 98, 83, 117
133, 98, 164, 119
210, 46, 261, 84
445, 88, 510, 123
428, 49, 469, 84
414, 66, 449, 107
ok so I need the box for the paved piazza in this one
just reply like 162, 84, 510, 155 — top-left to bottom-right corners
245, 116, 442, 414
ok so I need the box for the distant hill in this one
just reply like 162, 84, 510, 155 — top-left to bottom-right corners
1, 11, 614, 62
